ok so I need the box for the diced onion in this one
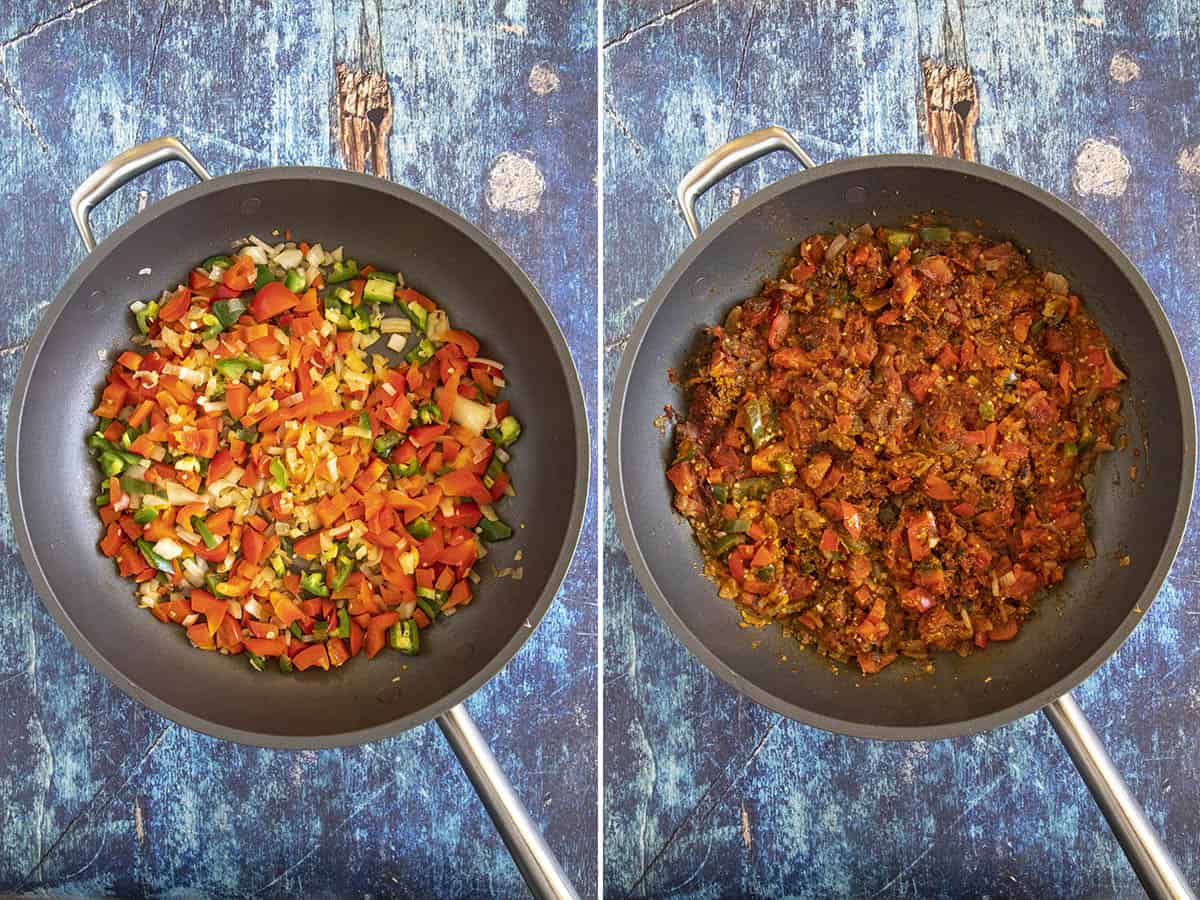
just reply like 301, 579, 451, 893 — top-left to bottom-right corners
164, 481, 205, 505
479, 503, 498, 522
153, 538, 184, 560
275, 248, 303, 269
181, 613, 200, 627
451, 395, 493, 435
387, 334, 407, 352
241, 244, 269, 265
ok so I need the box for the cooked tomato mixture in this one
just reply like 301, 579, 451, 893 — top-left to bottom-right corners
667, 223, 1127, 675
90, 238, 521, 673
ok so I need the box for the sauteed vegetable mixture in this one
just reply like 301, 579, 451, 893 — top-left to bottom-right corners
90, 238, 521, 672
668, 224, 1126, 674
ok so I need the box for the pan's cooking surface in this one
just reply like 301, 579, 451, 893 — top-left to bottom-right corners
610, 156, 1194, 739
10, 170, 588, 747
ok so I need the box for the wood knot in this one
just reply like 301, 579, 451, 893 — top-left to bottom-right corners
335, 64, 393, 177
921, 60, 979, 162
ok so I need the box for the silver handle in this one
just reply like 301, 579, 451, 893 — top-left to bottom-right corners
437, 704, 580, 900
1044, 694, 1195, 899
70, 136, 211, 251
676, 125, 816, 239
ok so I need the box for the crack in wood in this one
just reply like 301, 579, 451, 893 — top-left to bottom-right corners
603, 0, 714, 50
334, 64, 393, 177
0, 0, 113, 52
921, 59, 979, 161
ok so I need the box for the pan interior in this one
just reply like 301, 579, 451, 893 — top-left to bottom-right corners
13, 172, 584, 745
615, 160, 1191, 736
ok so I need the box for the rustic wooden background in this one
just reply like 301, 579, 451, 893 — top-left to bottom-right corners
0, 1, 597, 897
603, 1, 1200, 897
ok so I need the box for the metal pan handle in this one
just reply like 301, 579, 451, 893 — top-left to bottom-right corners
69, 136, 212, 252
1044, 694, 1195, 899
676, 126, 816, 239
438, 704, 580, 900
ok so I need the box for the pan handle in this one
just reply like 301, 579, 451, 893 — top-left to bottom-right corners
676, 126, 816, 239
70, 136, 212, 252
1044, 694, 1195, 899
437, 704, 580, 900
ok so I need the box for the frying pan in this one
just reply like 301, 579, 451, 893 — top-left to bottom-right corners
609, 127, 1197, 899
8, 138, 588, 900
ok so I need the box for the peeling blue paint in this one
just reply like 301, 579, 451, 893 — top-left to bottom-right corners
0, 1, 597, 897
604, 1, 1200, 897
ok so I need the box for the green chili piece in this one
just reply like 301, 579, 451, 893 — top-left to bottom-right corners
133, 506, 158, 525
389, 457, 421, 479
119, 475, 157, 495
388, 619, 420, 655
722, 518, 751, 534
300, 571, 328, 597
883, 228, 915, 255
1029, 318, 1047, 340
205, 573, 224, 594
743, 398, 773, 449
289, 622, 304, 640
248, 653, 266, 672
202, 255, 234, 271
407, 517, 434, 540
278, 654, 294, 673
732, 477, 773, 501
708, 532, 746, 557
331, 556, 355, 591
710, 483, 729, 503
1063, 441, 1079, 457
95, 492, 110, 507
978, 399, 996, 422
371, 431, 403, 458
134, 301, 159, 334
234, 426, 259, 443
328, 259, 359, 283
333, 608, 351, 639
405, 338, 435, 365
417, 402, 442, 425
919, 226, 952, 243
269, 459, 288, 491
403, 300, 428, 332
192, 516, 220, 550
415, 597, 439, 620
311, 620, 329, 640
754, 565, 777, 582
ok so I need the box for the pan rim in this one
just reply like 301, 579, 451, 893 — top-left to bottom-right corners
608, 152, 1196, 741
8, 165, 590, 749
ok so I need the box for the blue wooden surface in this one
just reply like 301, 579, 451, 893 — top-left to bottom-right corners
603, 1, 1200, 897
0, 2, 597, 897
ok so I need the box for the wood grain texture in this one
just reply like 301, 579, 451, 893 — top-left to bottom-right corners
0, 1, 597, 897
603, 0, 1200, 896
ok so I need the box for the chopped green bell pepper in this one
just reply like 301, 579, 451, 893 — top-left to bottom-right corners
328, 259, 359, 283
269, 458, 288, 491
405, 338, 435, 365
333, 608, 350, 639
137, 539, 174, 574
373, 431, 403, 457
212, 297, 247, 328
363, 276, 396, 304
300, 571, 329, 597
133, 506, 158, 525
192, 516, 220, 550
254, 265, 279, 289
478, 517, 513, 542
283, 269, 306, 292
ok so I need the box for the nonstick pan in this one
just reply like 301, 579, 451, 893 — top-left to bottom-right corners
609, 127, 1196, 899
8, 138, 588, 900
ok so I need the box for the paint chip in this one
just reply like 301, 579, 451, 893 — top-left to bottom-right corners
1177, 145, 1200, 185
485, 153, 545, 215
740, 802, 752, 849
528, 63, 560, 95
1072, 139, 1130, 197
1109, 52, 1140, 83
134, 798, 145, 843
497, 22, 526, 36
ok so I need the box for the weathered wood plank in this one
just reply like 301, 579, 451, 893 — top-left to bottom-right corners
0, 1, 597, 897
604, 1, 1200, 896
